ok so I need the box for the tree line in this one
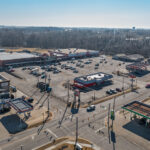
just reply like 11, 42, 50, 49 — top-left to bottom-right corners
0, 26, 150, 57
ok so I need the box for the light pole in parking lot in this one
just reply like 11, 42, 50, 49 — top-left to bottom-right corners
108, 103, 111, 144
67, 80, 70, 103
122, 76, 125, 96
47, 75, 51, 117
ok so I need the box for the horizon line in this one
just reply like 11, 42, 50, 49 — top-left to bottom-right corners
0, 25, 150, 30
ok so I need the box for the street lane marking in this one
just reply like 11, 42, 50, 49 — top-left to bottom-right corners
46, 129, 58, 138
31, 135, 35, 140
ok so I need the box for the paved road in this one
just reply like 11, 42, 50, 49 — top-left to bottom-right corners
0, 85, 150, 150
0, 70, 150, 150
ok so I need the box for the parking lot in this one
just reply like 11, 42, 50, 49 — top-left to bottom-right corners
1, 53, 150, 150
6, 56, 134, 106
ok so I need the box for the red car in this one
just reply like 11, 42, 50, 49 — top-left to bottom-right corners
145, 84, 150, 88
9, 69, 15, 72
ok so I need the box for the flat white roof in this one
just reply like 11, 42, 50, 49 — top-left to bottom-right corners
87, 73, 105, 80
80, 73, 107, 81
0, 52, 38, 61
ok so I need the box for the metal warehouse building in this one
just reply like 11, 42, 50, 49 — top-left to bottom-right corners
0, 52, 41, 68
74, 72, 113, 88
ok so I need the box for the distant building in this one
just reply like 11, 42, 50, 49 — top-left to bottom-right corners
112, 54, 128, 61
49, 49, 99, 60
126, 63, 148, 74
113, 54, 144, 62
127, 54, 144, 62
0, 52, 41, 68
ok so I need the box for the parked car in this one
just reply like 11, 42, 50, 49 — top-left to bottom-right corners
84, 61, 90, 64
41, 74, 46, 79
61, 64, 66, 69
106, 90, 113, 95
22, 67, 26, 70
0, 103, 11, 114
110, 89, 117, 94
10, 86, 17, 92
41, 71, 45, 75
116, 88, 122, 92
73, 70, 78, 73
95, 63, 99, 66
27, 98, 34, 103
76, 63, 81, 67
53, 70, 59, 74
47, 68, 52, 72
71, 67, 76, 70
9, 69, 15, 72
29, 67, 34, 70
41, 66, 45, 70
145, 84, 150, 88
87, 105, 96, 112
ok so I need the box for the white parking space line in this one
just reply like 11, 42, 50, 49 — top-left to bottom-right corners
46, 129, 58, 138
31, 133, 36, 140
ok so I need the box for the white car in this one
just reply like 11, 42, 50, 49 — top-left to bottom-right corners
87, 105, 96, 112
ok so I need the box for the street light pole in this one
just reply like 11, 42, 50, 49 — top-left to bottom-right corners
108, 103, 111, 144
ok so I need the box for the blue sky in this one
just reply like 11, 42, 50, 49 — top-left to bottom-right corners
0, 0, 150, 28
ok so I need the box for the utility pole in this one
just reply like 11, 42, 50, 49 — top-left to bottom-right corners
111, 97, 116, 130
122, 75, 125, 96
47, 74, 51, 117
108, 103, 111, 144
93, 91, 95, 101
20, 145, 24, 150
75, 117, 78, 147
44, 71, 47, 94
38, 75, 40, 84
67, 80, 70, 103
73, 90, 76, 105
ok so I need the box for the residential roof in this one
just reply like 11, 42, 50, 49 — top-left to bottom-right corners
122, 101, 150, 119
0, 52, 38, 61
